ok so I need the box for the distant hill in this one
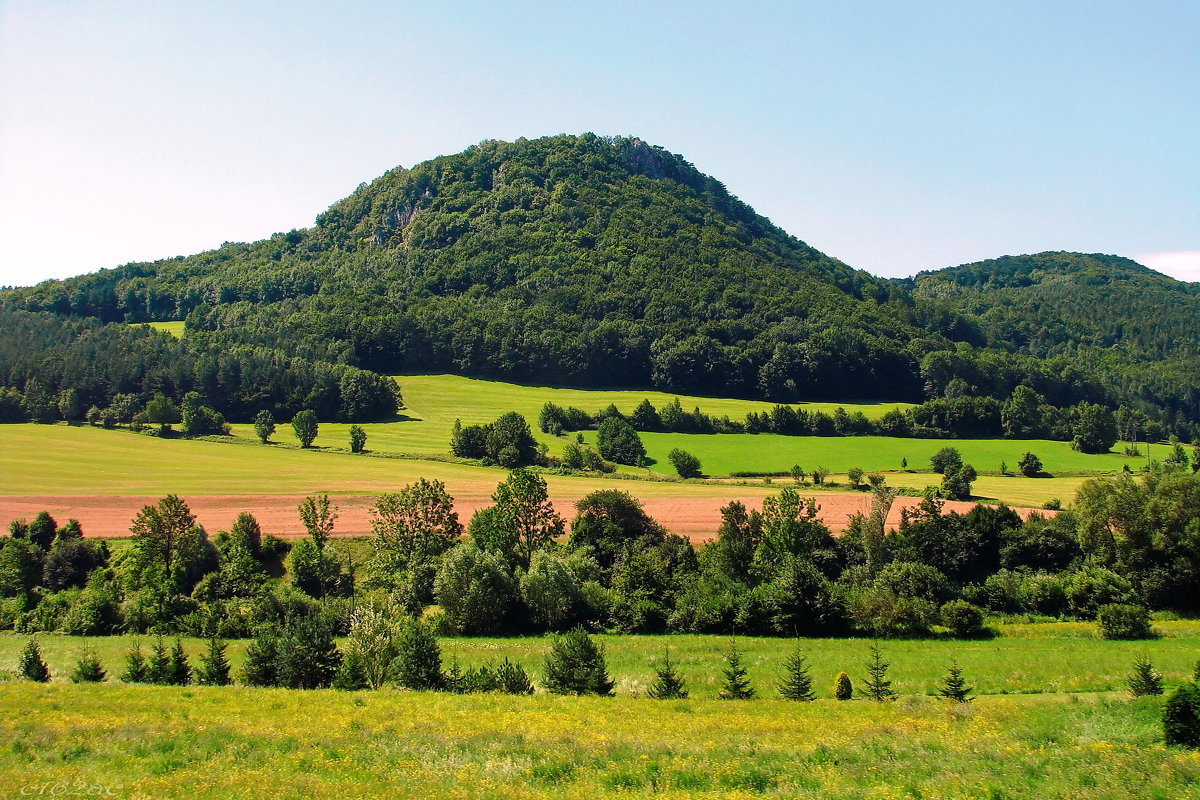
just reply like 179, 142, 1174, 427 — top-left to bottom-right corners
0, 136, 1195, 432
904, 252, 1200, 424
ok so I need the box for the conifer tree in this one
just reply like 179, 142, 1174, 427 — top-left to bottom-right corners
833, 671, 853, 700
196, 636, 232, 686
167, 638, 192, 686
779, 645, 815, 701
19, 638, 50, 682
70, 648, 106, 683
647, 647, 689, 699
241, 628, 280, 687
146, 637, 171, 684
937, 659, 973, 702
543, 627, 615, 696
121, 642, 149, 683
1165, 683, 1200, 748
862, 643, 896, 701
495, 658, 535, 695
718, 640, 755, 700
393, 618, 444, 691
441, 655, 467, 694
333, 649, 370, 691
1127, 656, 1164, 697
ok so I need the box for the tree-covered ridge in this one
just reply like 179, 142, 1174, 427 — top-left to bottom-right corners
1, 134, 977, 401
906, 252, 1200, 424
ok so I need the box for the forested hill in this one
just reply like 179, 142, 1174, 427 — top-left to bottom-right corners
0, 135, 1195, 430
904, 252, 1200, 426
0, 134, 978, 402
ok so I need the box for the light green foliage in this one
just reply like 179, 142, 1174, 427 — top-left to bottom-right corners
291, 409, 319, 448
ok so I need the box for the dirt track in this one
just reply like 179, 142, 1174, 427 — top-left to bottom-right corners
0, 493, 1047, 543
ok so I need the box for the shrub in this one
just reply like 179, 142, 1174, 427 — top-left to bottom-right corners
543, 627, 614, 696
393, 618, 444, 691
253, 409, 275, 443
778, 646, 815, 701
276, 615, 341, 689
930, 447, 963, 475
940, 600, 989, 639
195, 637, 232, 686
1063, 567, 1136, 619
241, 628, 279, 686
940, 464, 977, 500
70, 647, 106, 683
494, 658, 535, 695
19, 638, 50, 682
1097, 603, 1155, 640
647, 647, 689, 699
667, 448, 702, 479
718, 640, 755, 700
291, 409, 319, 447
596, 417, 645, 465
349, 424, 367, 453
1018, 452, 1043, 477
435, 542, 516, 635
1127, 656, 1164, 697
520, 551, 584, 631
833, 671, 852, 700
1164, 682, 1200, 748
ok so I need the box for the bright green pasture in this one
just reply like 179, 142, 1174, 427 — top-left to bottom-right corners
3, 627, 1200, 799
145, 320, 185, 337
5, 623, 1200, 697
619, 431, 1135, 477
231, 373, 915, 460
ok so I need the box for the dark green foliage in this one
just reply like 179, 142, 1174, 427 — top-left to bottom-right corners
167, 638, 192, 686
70, 648, 106, 683
667, 448, 702, 478
596, 416, 645, 466
543, 627, 615, 696
718, 641, 755, 700
180, 391, 229, 436
494, 658, 535, 695
568, 490, 668, 570
487, 412, 537, 466
930, 447, 963, 475
19, 638, 50, 682
253, 409, 275, 443
647, 648, 689, 699
146, 638, 172, 684
393, 619, 444, 691
44, 537, 108, 591
862, 643, 896, 701
241, 629, 279, 687
833, 671, 852, 700
937, 660, 973, 702
1018, 452, 1043, 477
434, 542, 516, 635
940, 600, 989, 638
291, 409, 318, 447
778, 646, 815, 701
1164, 682, 1200, 748
1071, 402, 1119, 454
1127, 656, 1163, 697
121, 642, 148, 683
0, 538, 45, 598
349, 424, 367, 453
27, 511, 58, 550
940, 464, 977, 500
333, 649, 370, 691
1097, 603, 1155, 640
144, 392, 181, 433
196, 636, 232, 686
276, 615, 341, 689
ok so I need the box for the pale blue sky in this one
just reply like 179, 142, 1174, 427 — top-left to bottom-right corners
1, 0, 1197, 286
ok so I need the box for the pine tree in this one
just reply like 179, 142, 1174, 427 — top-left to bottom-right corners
495, 658, 535, 695
833, 671, 852, 700
196, 637, 232, 686
779, 645, 815, 701
70, 648, 106, 683
146, 638, 171, 684
121, 642, 149, 683
718, 640, 755, 700
167, 638, 192, 686
19, 638, 50, 682
647, 647, 689, 699
333, 649, 370, 691
241, 628, 280, 687
277, 615, 341, 689
543, 627, 615, 696
862, 643, 896, 701
393, 618, 444, 691
1165, 683, 1200, 748
1127, 656, 1164, 697
937, 659, 973, 702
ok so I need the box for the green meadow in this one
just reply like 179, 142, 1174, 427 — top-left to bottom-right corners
2, 625, 1199, 799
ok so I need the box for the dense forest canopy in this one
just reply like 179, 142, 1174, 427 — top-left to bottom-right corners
1, 134, 1196, 431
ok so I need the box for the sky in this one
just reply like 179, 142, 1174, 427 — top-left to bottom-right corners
1, 0, 1197, 287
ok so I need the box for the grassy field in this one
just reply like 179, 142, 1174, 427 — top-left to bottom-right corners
145, 320, 185, 337
2, 626, 1199, 799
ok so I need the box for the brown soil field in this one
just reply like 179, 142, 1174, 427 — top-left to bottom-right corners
0, 493, 1048, 543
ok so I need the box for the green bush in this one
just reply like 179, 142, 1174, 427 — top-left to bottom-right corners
1097, 603, 1155, 640
18, 638, 50, 682
1164, 682, 1200, 748
833, 671, 852, 700
667, 448, 702, 478
940, 600, 989, 639
70, 647, 106, 683
435, 542, 516, 635
543, 627, 614, 696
